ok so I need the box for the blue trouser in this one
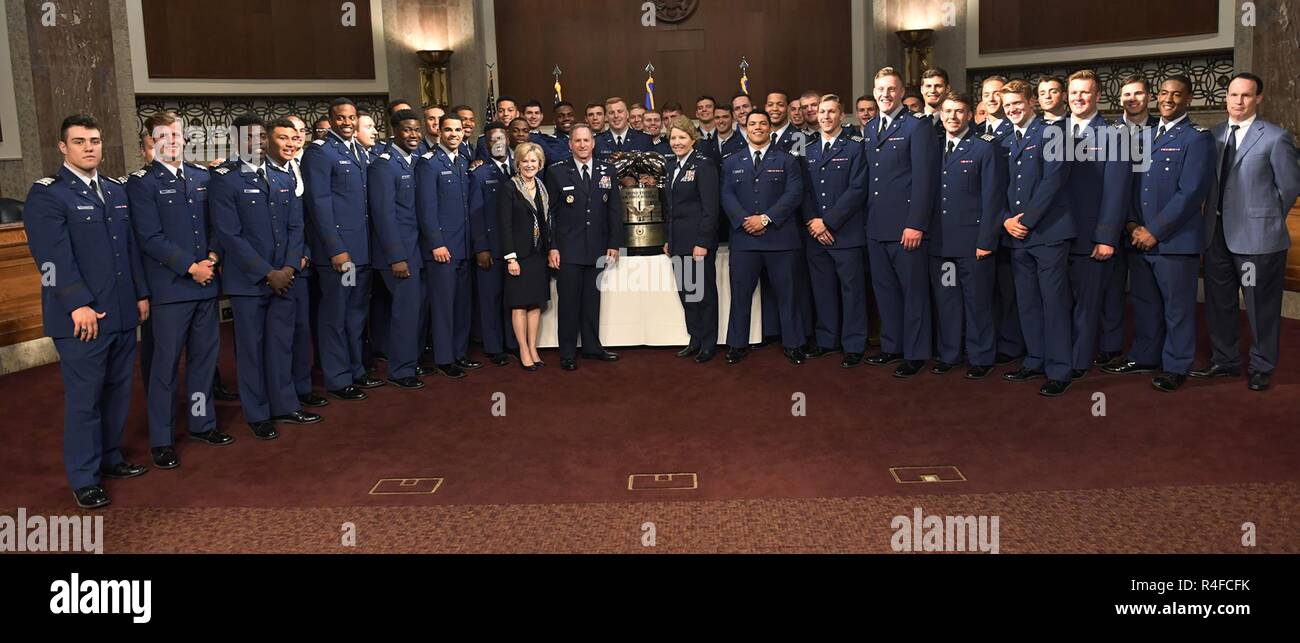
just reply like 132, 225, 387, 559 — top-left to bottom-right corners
425, 258, 472, 364
146, 298, 219, 447
866, 238, 931, 360
380, 263, 424, 379
672, 253, 719, 349
556, 262, 606, 359
994, 246, 1025, 357
230, 293, 299, 423
807, 244, 867, 353
1100, 244, 1128, 353
1069, 253, 1116, 370
55, 329, 136, 490
474, 258, 517, 355
728, 249, 803, 349
1127, 252, 1199, 374
369, 271, 392, 359
1011, 242, 1073, 382
760, 269, 780, 338
290, 271, 315, 396
930, 254, 996, 366
316, 265, 372, 390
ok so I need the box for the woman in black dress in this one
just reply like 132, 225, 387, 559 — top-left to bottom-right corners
496, 142, 551, 371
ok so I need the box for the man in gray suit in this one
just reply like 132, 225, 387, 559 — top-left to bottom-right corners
1193, 72, 1300, 391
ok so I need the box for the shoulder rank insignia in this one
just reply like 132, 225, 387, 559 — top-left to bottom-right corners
131, 169, 148, 178
422, 152, 434, 159
213, 167, 231, 175
311, 138, 326, 146
912, 111, 928, 119
34, 177, 55, 186
186, 161, 209, 171
102, 175, 123, 185
980, 133, 997, 142
378, 152, 391, 160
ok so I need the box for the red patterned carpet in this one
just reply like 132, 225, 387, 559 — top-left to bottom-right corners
2, 314, 1298, 553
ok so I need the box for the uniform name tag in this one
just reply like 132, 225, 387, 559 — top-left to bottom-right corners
562, 185, 575, 191
278, 188, 290, 193
832, 157, 849, 162
765, 168, 784, 173
960, 159, 975, 164
114, 205, 128, 209
1160, 148, 1181, 152
1024, 145, 1037, 151
339, 160, 352, 165
401, 175, 412, 180
440, 171, 452, 175
888, 137, 905, 141
732, 169, 745, 174
485, 179, 498, 185
243, 188, 261, 193
159, 188, 177, 194
196, 187, 206, 191
77, 205, 95, 210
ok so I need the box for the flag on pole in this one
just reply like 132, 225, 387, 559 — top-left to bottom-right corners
485, 64, 497, 123
739, 57, 750, 95
644, 62, 656, 110
553, 65, 563, 105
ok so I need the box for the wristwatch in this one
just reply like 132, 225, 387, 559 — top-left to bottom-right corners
760, 214, 771, 227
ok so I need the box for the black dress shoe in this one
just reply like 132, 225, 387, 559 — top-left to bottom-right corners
694, 350, 716, 363
783, 347, 805, 365
437, 363, 467, 379
893, 360, 925, 378
1039, 379, 1072, 397
866, 352, 903, 366
1189, 363, 1241, 379
965, 365, 993, 379
581, 350, 619, 362
150, 446, 179, 469
1002, 367, 1045, 382
248, 421, 280, 440
455, 357, 483, 370
73, 485, 109, 509
676, 344, 701, 358
1248, 371, 1271, 391
520, 361, 540, 372
1102, 359, 1159, 375
1092, 350, 1123, 367
725, 348, 750, 364
1152, 372, 1187, 392
560, 358, 577, 371
273, 410, 323, 424
841, 352, 864, 368
328, 386, 368, 401
416, 364, 437, 377
101, 462, 148, 479
213, 381, 239, 401
753, 336, 778, 349
354, 375, 386, 389
803, 345, 839, 359
188, 428, 234, 446
994, 353, 1022, 365
298, 392, 329, 408
489, 353, 510, 366
388, 376, 425, 389
373, 351, 388, 362
930, 361, 957, 375
1070, 369, 1088, 381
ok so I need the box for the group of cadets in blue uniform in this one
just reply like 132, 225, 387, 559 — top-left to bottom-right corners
25, 61, 1274, 507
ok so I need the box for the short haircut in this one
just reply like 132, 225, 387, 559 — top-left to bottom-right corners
630, 104, 646, 112
232, 113, 265, 128
514, 141, 546, 171
643, 108, 662, 117
874, 67, 903, 82
570, 123, 595, 138
800, 90, 821, 100
329, 97, 356, 115
982, 75, 1009, 86
451, 104, 474, 114
267, 117, 297, 132
508, 117, 528, 128
1230, 71, 1264, 95
1000, 80, 1031, 98
746, 110, 771, 125
423, 104, 446, 115
921, 67, 949, 83
313, 117, 330, 128
662, 101, 684, 113
438, 114, 463, 128
497, 95, 519, 110
554, 101, 575, 112
386, 98, 411, 114
604, 96, 628, 110
943, 91, 976, 111
856, 94, 876, 105
1120, 74, 1150, 92
482, 121, 507, 136
60, 114, 100, 142
731, 92, 751, 104
1040, 74, 1068, 88
1163, 74, 1193, 94
585, 102, 605, 112
142, 111, 179, 137
764, 91, 789, 103
665, 115, 699, 143
523, 99, 544, 111
696, 95, 717, 107
819, 93, 843, 109
390, 108, 421, 130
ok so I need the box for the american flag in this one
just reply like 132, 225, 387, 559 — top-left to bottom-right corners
485, 65, 497, 123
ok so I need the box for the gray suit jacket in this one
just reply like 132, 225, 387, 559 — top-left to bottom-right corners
1206, 118, 1300, 255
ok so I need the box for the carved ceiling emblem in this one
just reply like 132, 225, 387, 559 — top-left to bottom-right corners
655, 0, 699, 23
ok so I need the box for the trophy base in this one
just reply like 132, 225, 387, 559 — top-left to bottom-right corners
624, 222, 666, 256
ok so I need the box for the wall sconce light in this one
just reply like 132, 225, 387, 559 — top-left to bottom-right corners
417, 50, 453, 107
895, 29, 935, 88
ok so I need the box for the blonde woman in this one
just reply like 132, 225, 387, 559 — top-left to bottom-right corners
496, 142, 550, 371
661, 116, 720, 362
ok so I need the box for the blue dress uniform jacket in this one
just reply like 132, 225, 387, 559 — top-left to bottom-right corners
595, 128, 653, 162
128, 160, 221, 446
862, 107, 940, 361
302, 132, 370, 267
25, 168, 149, 491
416, 146, 475, 364
1124, 117, 1216, 375
721, 147, 805, 252
1100, 113, 1161, 355
664, 151, 721, 349
1001, 118, 1074, 248
368, 142, 425, 379
801, 131, 870, 354
469, 158, 518, 356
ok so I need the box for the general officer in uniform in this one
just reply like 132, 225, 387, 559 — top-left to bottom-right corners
595, 97, 653, 161
801, 94, 869, 368
368, 109, 431, 388
721, 110, 807, 365
417, 114, 483, 378
661, 116, 720, 363
470, 122, 520, 366
302, 97, 383, 400
26, 114, 151, 508
545, 123, 623, 371
127, 111, 232, 470
1103, 75, 1215, 392
928, 92, 1007, 379
862, 67, 939, 378
997, 81, 1076, 397
212, 117, 321, 437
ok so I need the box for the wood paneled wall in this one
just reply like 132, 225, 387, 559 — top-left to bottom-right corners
141, 0, 375, 80
494, 0, 852, 116
979, 0, 1218, 53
